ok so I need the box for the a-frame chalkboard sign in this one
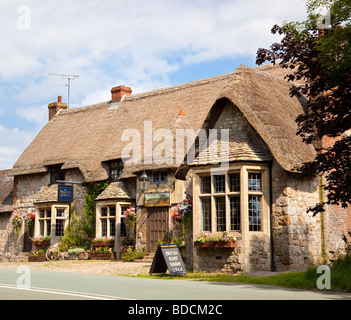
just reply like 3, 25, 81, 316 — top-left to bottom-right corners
149, 244, 187, 276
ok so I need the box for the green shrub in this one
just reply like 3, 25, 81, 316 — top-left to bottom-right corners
121, 249, 148, 262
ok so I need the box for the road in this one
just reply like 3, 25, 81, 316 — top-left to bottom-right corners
0, 268, 350, 301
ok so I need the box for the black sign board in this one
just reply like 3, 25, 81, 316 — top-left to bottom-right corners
149, 244, 187, 276
58, 185, 73, 203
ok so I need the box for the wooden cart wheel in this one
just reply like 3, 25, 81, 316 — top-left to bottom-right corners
46, 245, 60, 261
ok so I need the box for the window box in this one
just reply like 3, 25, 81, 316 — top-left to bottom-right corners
28, 255, 47, 262
194, 241, 236, 248
90, 252, 116, 260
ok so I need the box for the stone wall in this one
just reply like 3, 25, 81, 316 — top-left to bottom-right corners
271, 160, 322, 271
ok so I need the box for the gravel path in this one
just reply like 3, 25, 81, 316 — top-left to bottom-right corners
0, 260, 152, 276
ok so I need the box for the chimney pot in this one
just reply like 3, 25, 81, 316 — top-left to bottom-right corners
48, 97, 68, 121
111, 85, 132, 103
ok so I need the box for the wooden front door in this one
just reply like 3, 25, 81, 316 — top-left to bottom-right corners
147, 208, 169, 252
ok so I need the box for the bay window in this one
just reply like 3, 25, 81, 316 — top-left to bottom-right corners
197, 165, 269, 235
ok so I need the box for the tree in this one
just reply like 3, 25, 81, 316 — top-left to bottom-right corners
256, 0, 351, 213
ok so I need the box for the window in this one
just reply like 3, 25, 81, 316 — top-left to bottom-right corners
201, 198, 212, 231
48, 165, 65, 185
198, 168, 267, 234
38, 209, 51, 237
109, 160, 124, 182
55, 208, 66, 236
248, 173, 262, 231
151, 171, 168, 184
200, 173, 241, 233
100, 206, 116, 237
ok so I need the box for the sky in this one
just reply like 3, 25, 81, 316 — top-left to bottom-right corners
0, 0, 308, 170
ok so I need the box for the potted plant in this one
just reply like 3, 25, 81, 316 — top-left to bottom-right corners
28, 249, 47, 262
194, 232, 236, 248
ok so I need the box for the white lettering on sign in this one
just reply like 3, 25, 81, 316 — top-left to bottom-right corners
165, 251, 178, 256
170, 262, 182, 267
168, 257, 178, 261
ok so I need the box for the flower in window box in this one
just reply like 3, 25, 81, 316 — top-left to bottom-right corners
92, 236, 115, 247
194, 232, 236, 248
30, 235, 51, 247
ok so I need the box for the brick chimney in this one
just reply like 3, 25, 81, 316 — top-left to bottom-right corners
48, 96, 68, 121
111, 85, 132, 103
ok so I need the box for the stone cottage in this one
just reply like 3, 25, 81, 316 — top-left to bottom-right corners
3, 64, 350, 272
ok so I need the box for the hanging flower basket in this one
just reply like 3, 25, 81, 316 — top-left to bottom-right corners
125, 207, 136, 229
24, 211, 35, 232
11, 212, 23, 237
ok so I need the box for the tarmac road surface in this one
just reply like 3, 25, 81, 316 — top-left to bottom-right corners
0, 268, 350, 301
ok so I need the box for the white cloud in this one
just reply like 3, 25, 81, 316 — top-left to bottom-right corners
0, 125, 36, 169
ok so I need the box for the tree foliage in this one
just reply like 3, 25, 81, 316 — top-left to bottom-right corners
256, 0, 351, 212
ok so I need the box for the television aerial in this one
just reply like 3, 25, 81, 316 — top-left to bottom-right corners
48, 73, 79, 108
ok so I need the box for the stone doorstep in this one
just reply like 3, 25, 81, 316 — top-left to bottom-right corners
133, 253, 155, 263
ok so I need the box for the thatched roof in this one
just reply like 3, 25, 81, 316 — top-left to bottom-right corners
0, 169, 14, 213
11, 64, 315, 182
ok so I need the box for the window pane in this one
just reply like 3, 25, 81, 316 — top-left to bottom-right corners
109, 218, 116, 237
201, 176, 211, 194
215, 197, 226, 232
47, 210, 51, 218
160, 171, 168, 183
39, 220, 44, 235
229, 173, 240, 192
101, 219, 107, 237
229, 196, 241, 231
214, 175, 225, 193
55, 219, 65, 236
56, 209, 65, 217
39, 210, 45, 218
249, 195, 262, 231
121, 217, 127, 237
109, 207, 116, 216
101, 207, 108, 217
201, 198, 212, 232
46, 220, 51, 236
248, 173, 262, 191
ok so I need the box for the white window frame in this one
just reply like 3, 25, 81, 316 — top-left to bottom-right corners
195, 164, 270, 236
